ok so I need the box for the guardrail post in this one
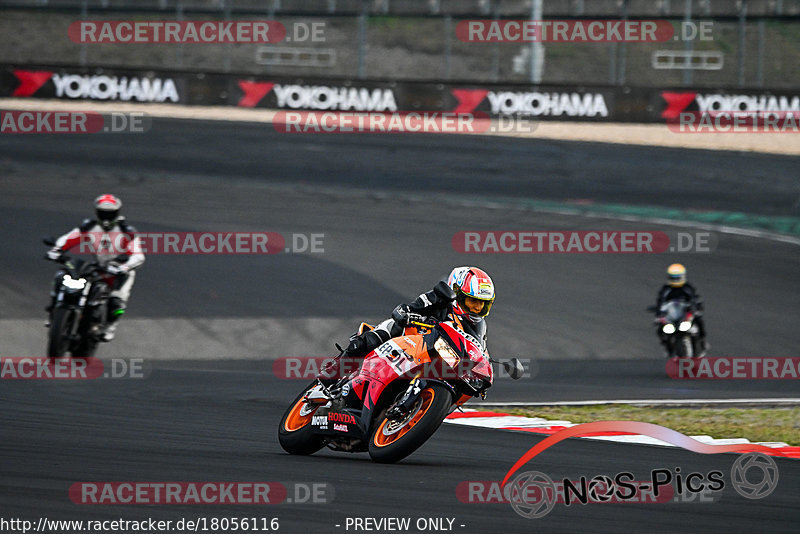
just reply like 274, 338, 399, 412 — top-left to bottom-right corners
529, 0, 543, 83
357, 0, 367, 79
490, 0, 499, 82
617, 0, 628, 85
444, 14, 452, 80
175, 2, 184, 69
756, 18, 764, 87
222, 0, 231, 73
738, 0, 747, 87
79, 0, 88, 67
682, 0, 693, 85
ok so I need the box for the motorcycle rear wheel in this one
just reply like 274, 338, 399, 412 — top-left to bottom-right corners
368, 383, 453, 464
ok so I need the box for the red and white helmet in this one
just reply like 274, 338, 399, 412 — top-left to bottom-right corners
94, 194, 122, 230
448, 266, 495, 323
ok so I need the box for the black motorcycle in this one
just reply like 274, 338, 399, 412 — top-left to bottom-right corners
44, 237, 120, 358
649, 299, 703, 358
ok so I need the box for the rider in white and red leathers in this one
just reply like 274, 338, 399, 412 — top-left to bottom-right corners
46, 194, 145, 341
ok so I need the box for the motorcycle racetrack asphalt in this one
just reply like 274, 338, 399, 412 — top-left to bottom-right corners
1, 118, 798, 532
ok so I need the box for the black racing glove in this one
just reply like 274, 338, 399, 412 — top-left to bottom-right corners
391, 305, 410, 327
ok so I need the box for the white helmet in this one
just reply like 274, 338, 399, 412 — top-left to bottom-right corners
94, 194, 122, 231
447, 266, 495, 323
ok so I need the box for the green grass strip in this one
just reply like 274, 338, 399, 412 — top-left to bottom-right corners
488, 405, 800, 445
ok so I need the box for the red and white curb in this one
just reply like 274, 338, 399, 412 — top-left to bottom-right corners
444, 409, 800, 459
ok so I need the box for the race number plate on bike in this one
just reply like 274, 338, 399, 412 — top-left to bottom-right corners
375, 341, 414, 375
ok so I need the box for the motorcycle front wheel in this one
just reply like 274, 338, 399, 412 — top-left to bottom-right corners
73, 312, 100, 358
368, 383, 453, 464
675, 335, 694, 358
47, 307, 76, 358
278, 382, 326, 455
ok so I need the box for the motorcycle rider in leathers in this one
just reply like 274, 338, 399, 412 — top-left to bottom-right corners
46, 194, 145, 341
332, 267, 496, 372
653, 263, 708, 356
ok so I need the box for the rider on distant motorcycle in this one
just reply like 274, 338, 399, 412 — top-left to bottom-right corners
46, 194, 145, 341
337, 266, 496, 363
653, 263, 708, 356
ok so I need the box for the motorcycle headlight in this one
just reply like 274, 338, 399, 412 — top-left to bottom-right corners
62, 275, 87, 290
434, 337, 460, 368
678, 321, 692, 332
662, 324, 676, 334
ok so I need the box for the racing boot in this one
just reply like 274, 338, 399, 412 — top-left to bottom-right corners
100, 323, 117, 342
320, 330, 387, 385
101, 298, 125, 342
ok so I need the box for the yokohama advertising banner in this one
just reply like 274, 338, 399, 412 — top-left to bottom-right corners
3, 64, 797, 124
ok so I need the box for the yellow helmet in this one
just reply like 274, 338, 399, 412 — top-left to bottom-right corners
667, 263, 687, 287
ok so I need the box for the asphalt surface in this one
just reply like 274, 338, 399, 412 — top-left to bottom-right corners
1, 118, 798, 533
3, 364, 799, 534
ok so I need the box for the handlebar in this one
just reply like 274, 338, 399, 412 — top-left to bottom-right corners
408, 319, 436, 330
46, 254, 105, 276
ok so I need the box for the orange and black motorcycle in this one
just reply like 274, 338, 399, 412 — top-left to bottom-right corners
278, 316, 523, 463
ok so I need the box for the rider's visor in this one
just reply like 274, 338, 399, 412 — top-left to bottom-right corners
459, 294, 494, 318
96, 209, 118, 222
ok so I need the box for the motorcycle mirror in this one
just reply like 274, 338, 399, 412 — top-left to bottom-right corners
502, 358, 526, 380
42, 236, 56, 246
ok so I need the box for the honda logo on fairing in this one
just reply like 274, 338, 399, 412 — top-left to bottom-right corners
328, 412, 356, 424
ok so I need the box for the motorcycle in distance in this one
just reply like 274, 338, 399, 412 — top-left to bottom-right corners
43, 237, 124, 359
278, 315, 525, 463
648, 299, 704, 358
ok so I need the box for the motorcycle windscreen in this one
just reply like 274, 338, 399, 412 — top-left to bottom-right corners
663, 300, 689, 323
